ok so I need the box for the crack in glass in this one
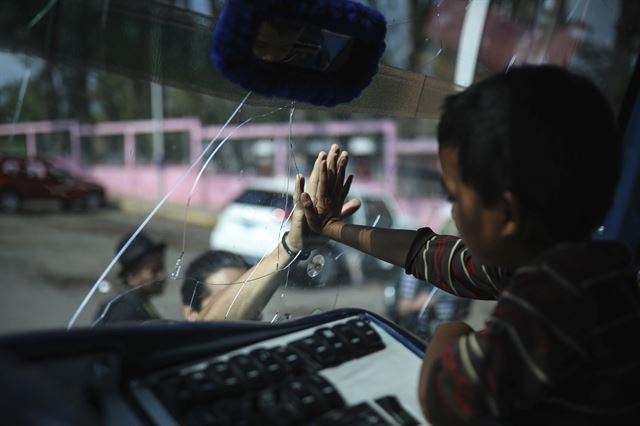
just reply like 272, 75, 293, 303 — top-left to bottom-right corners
176, 102, 287, 283
67, 92, 252, 329
26, 0, 58, 30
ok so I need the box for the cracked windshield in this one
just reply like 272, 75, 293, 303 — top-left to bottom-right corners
1, 0, 638, 338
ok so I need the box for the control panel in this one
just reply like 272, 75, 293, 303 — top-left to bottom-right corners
132, 314, 427, 425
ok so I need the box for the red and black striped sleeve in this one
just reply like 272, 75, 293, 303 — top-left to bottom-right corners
405, 227, 505, 300
424, 265, 593, 424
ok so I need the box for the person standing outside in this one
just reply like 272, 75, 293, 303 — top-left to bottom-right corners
184, 162, 360, 322
94, 232, 166, 325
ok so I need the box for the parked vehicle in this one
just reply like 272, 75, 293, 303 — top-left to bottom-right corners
210, 178, 416, 286
0, 157, 106, 212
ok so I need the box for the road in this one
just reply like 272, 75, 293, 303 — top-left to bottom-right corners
0, 206, 391, 335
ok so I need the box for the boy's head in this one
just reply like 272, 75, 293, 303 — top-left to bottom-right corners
437, 65, 621, 267
181, 250, 249, 321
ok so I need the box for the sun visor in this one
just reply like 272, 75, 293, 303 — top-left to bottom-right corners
345, 64, 463, 118
0, 0, 460, 118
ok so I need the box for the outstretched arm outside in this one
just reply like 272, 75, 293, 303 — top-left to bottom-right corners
198, 151, 361, 321
197, 174, 309, 321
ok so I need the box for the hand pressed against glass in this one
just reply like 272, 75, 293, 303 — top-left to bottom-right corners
302, 144, 361, 235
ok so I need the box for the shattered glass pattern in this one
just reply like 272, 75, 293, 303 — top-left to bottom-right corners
0, 0, 638, 341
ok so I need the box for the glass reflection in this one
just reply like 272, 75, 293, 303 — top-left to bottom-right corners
0, 0, 638, 338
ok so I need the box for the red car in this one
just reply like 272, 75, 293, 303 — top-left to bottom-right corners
0, 157, 106, 212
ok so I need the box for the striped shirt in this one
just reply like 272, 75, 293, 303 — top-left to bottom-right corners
405, 228, 640, 425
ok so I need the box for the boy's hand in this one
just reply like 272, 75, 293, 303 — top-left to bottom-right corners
302, 144, 361, 236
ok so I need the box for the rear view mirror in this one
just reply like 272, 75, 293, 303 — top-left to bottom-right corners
253, 18, 354, 73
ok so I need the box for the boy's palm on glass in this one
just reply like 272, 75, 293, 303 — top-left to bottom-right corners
302, 145, 361, 235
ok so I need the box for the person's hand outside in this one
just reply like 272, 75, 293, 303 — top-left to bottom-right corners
198, 173, 318, 321
302, 144, 361, 236
283, 173, 307, 253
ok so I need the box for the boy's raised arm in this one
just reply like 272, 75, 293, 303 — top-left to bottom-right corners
302, 145, 505, 299
301, 144, 418, 268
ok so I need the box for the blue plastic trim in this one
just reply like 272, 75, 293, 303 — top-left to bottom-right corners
598, 94, 640, 251
366, 312, 427, 358
211, 0, 386, 107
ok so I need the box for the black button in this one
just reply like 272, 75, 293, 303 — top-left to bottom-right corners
207, 362, 245, 394
249, 348, 286, 381
256, 386, 304, 426
332, 324, 368, 357
213, 398, 254, 425
348, 402, 391, 425
229, 354, 268, 390
374, 396, 419, 426
346, 319, 385, 352
306, 374, 345, 410
308, 403, 392, 426
307, 409, 346, 426
290, 336, 338, 368
271, 346, 313, 376
187, 369, 222, 399
283, 379, 325, 419
314, 328, 352, 364
256, 387, 280, 416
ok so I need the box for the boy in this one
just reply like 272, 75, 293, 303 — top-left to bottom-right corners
301, 66, 639, 425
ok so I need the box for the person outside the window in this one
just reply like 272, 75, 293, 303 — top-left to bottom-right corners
301, 67, 639, 425
94, 232, 167, 325
181, 156, 359, 322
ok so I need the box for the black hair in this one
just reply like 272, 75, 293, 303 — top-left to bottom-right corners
438, 65, 622, 242
181, 250, 250, 312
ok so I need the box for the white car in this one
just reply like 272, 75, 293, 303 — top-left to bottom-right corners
210, 178, 415, 286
